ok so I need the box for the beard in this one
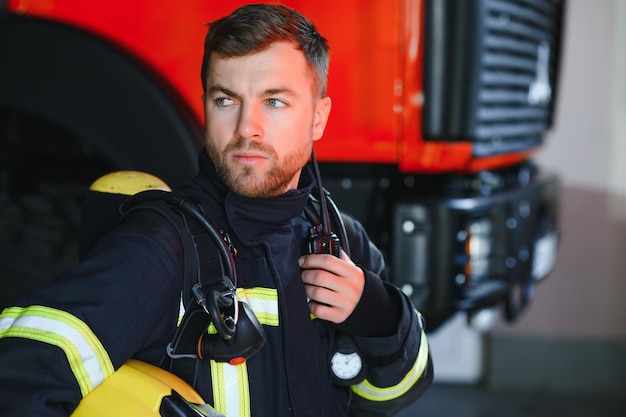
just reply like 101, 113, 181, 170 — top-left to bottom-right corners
206, 136, 312, 198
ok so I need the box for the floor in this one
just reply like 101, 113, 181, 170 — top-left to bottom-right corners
396, 384, 626, 417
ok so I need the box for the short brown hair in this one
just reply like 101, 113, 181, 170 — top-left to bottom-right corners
200, 4, 329, 96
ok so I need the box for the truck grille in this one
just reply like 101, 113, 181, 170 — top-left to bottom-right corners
422, 0, 564, 157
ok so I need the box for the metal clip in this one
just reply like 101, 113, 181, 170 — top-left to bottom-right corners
192, 283, 210, 315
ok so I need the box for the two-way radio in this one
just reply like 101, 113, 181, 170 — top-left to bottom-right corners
302, 151, 342, 258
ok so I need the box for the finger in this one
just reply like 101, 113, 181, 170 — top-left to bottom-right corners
307, 298, 350, 323
302, 268, 348, 295
340, 249, 355, 265
304, 284, 336, 305
299, 253, 353, 277
299, 253, 337, 269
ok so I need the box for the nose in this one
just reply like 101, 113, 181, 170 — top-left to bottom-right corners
236, 102, 264, 140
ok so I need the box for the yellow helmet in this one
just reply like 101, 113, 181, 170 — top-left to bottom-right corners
80, 171, 172, 259
89, 170, 172, 195
71, 359, 221, 417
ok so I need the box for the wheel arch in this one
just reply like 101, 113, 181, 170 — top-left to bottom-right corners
0, 15, 203, 188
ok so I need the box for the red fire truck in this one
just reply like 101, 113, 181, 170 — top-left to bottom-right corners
0, 0, 564, 331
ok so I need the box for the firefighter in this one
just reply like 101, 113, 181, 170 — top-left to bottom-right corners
0, 4, 432, 416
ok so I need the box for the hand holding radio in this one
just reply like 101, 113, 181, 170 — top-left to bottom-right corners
299, 249, 365, 324
300, 225, 368, 386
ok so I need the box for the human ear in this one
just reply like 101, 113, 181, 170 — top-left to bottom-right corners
312, 96, 332, 141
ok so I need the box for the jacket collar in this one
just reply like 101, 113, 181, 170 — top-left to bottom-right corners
196, 150, 316, 245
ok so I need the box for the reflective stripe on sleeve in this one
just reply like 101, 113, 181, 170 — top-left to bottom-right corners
352, 325, 430, 402
0, 305, 114, 397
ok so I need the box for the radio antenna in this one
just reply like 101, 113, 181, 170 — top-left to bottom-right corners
311, 150, 332, 234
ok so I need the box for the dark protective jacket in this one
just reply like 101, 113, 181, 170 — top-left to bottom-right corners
0, 151, 432, 416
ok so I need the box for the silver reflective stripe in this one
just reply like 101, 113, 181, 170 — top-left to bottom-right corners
0, 306, 114, 396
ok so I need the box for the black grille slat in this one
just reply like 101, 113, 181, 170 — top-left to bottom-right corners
476, 122, 547, 138
479, 89, 533, 105
482, 52, 537, 73
484, 35, 538, 57
481, 71, 534, 87
477, 107, 548, 121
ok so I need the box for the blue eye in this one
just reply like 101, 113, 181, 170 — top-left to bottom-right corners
267, 98, 286, 108
216, 97, 235, 107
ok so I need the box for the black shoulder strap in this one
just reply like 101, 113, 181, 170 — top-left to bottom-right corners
120, 190, 236, 292
120, 190, 239, 348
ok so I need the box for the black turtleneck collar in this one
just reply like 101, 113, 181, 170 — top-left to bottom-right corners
188, 150, 316, 246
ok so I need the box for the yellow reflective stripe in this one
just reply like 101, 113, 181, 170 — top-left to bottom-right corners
179, 287, 279, 329
352, 328, 430, 402
0, 306, 114, 397
236, 287, 279, 327
211, 361, 251, 417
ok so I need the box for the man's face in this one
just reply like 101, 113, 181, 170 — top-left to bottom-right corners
203, 41, 331, 198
